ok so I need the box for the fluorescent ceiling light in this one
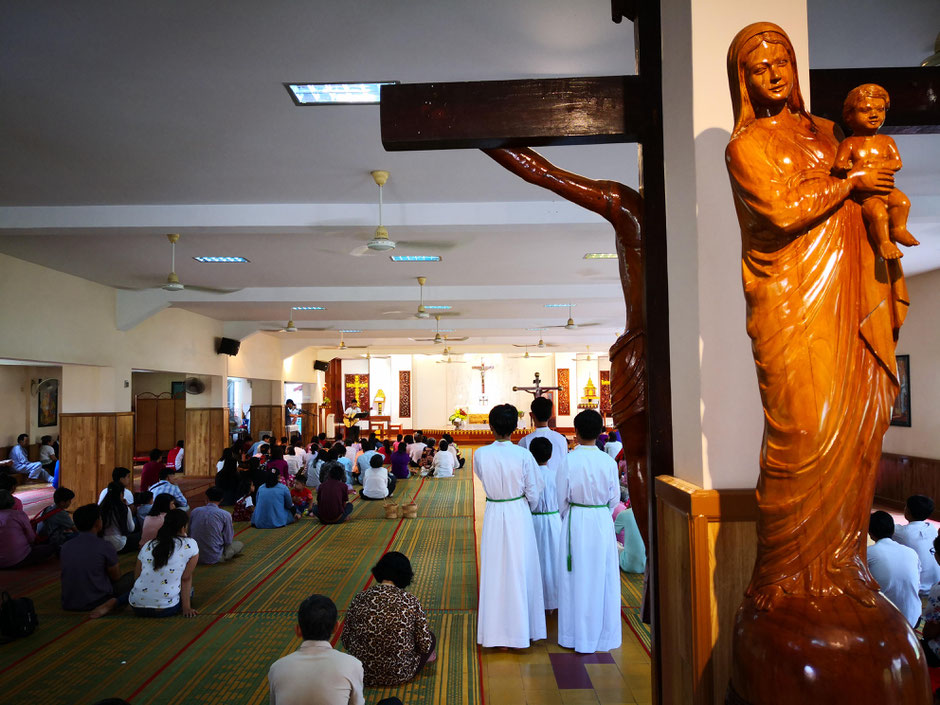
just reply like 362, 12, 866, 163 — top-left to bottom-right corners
583, 253, 617, 259
544, 303, 574, 308
285, 81, 398, 105
192, 256, 249, 263
390, 255, 441, 262
339, 329, 362, 333
424, 305, 452, 310
292, 306, 326, 311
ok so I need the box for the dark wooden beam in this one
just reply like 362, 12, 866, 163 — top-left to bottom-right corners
810, 66, 940, 134
381, 75, 644, 151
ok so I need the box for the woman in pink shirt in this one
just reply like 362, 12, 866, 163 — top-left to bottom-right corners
139, 493, 177, 547
0, 490, 56, 569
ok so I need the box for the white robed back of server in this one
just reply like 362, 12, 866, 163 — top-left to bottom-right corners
557, 444, 621, 653
519, 427, 569, 611
475, 440, 547, 647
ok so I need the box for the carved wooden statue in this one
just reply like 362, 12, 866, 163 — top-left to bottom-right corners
484, 148, 650, 550
724, 22, 928, 704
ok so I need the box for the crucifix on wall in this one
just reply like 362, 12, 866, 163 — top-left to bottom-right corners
344, 374, 369, 409
471, 359, 494, 406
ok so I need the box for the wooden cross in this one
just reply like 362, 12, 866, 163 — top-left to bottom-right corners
345, 374, 368, 405
378, 3, 939, 697
471, 359, 494, 393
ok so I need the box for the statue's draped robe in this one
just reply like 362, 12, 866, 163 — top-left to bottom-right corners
726, 116, 908, 598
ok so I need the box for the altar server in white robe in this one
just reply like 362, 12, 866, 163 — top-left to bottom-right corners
475, 403, 546, 648
557, 409, 621, 653
518, 396, 570, 471
528, 436, 563, 611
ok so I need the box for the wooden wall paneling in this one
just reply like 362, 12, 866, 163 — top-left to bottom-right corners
60, 415, 99, 506
185, 409, 211, 477
174, 398, 186, 446
250, 405, 272, 439
301, 403, 317, 445
875, 453, 940, 516
208, 408, 227, 473
155, 398, 176, 450
116, 413, 133, 471
96, 415, 116, 495
135, 399, 157, 453
655, 476, 758, 705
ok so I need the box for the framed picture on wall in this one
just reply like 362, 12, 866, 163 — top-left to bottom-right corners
890, 354, 911, 427
38, 379, 59, 427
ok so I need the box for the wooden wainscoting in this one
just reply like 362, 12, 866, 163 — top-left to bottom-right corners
876, 453, 940, 516
60, 412, 134, 506
301, 402, 317, 445
249, 404, 282, 440
655, 476, 758, 705
184, 407, 228, 477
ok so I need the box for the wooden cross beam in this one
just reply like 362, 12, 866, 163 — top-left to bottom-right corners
381, 66, 940, 150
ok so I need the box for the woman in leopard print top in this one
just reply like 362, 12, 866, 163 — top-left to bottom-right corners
341, 552, 436, 686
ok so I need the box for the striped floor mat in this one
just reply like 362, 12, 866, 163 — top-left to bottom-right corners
1, 473, 481, 705
620, 569, 652, 655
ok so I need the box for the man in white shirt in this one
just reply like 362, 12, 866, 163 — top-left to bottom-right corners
268, 594, 365, 705
408, 437, 427, 467
360, 453, 396, 500
39, 435, 58, 476
603, 431, 623, 461
97, 466, 135, 506
893, 495, 940, 596
867, 510, 922, 627
9, 434, 52, 482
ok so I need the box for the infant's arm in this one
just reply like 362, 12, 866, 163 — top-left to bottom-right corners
832, 138, 857, 173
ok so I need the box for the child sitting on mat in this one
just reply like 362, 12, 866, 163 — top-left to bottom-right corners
291, 474, 313, 514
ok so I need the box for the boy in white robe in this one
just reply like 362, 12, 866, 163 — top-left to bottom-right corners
528, 436, 563, 611
557, 409, 621, 653
518, 396, 570, 470
475, 403, 546, 648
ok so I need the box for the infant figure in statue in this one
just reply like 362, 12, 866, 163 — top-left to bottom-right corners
833, 83, 919, 260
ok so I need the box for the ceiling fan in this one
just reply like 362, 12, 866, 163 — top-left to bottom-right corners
436, 347, 467, 364
360, 350, 391, 359
383, 277, 460, 320
332, 331, 368, 351
513, 329, 558, 349
261, 306, 331, 334
159, 233, 241, 293
348, 170, 459, 256
410, 315, 469, 344
546, 303, 601, 331
510, 346, 548, 359
576, 345, 606, 361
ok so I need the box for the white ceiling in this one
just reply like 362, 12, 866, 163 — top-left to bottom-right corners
1, 0, 938, 353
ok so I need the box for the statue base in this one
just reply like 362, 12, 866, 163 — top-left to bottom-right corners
727, 591, 932, 704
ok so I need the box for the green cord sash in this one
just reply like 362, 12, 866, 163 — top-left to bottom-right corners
567, 502, 608, 571
485, 495, 524, 503
532, 510, 559, 516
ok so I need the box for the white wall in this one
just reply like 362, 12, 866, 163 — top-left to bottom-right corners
0, 367, 28, 447
883, 269, 940, 459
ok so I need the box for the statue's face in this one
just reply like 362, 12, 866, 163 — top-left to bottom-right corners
846, 96, 886, 133
744, 41, 793, 107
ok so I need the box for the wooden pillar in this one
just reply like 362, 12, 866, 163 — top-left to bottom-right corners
654, 476, 757, 705
301, 402, 317, 445
248, 404, 282, 440
60, 412, 133, 506
184, 407, 228, 477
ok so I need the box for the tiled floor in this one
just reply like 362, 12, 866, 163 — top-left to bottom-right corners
472, 472, 652, 705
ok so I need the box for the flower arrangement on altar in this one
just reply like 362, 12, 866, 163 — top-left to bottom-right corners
320, 385, 331, 410
449, 407, 469, 428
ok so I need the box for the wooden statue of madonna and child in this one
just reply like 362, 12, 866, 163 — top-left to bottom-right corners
488, 19, 927, 705
724, 21, 927, 705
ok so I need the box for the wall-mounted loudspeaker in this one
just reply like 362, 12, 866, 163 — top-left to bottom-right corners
313, 360, 330, 372
217, 337, 241, 356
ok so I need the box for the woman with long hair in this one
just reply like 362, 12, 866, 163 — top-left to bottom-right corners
266, 445, 290, 485
139, 493, 176, 547
129, 508, 199, 617
99, 480, 140, 553
215, 456, 240, 506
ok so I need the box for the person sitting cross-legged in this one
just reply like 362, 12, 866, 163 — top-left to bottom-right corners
342, 552, 436, 687
360, 453, 396, 500
268, 594, 365, 705
430, 439, 457, 478
129, 508, 199, 618
99, 480, 141, 554
417, 438, 437, 476
312, 462, 354, 525
60, 503, 135, 618
139, 493, 177, 547
190, 487, 244, 564
98, 466, 135, 506
139, 449, 165, 494
252, 470, 299, 529
147, 467, 190, 512
0, 489, 56, 569
866, 510, 921, 628
919, 535, 940, 667
35, 486, 79, 548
